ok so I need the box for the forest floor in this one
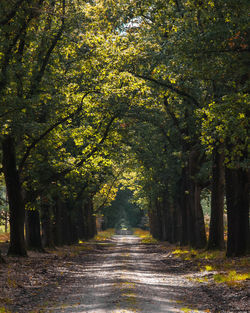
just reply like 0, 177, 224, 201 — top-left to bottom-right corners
0, 232, 249, 313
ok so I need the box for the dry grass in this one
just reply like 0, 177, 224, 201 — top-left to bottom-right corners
0, 232, 9, 243
133, 228, 158, 244
171, 247, 250, 288
93, 228, 115, 241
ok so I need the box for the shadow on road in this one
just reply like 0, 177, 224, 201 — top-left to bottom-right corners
47, 235, 218, 313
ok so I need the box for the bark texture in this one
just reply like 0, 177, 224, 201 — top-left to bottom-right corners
41, 201, 54, 248
2, 135, 27, 256
25, 209, 43, 251
225, 167, 249, 257
207, 147, 225, 250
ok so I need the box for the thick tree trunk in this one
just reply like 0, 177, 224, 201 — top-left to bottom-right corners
62, 202, 72, 245
84, 198, 96, 240
207, 147, 225, 250
154, 199, 163, 240
168, 202, 180, 244
161, 191, 176, 243
148, 205, 154, 236
166, 205, 174, 243
41, 201, 54, 248
2, 135, 27, 256
82, 200, 89, 240
53, 198, 64, 246
69, 208, 79, 244
173, 201, 182, 243
76, 204, 85, 240
225, 167, 249, 257
161, 195, 168, 241
187, 183, 198, 247
25, 209, 44, 251
193, 184, 207, 248
148, 199, 161, 239
188, 151, 207, 249
90, 201, 97, 238
178, 168, 190, 246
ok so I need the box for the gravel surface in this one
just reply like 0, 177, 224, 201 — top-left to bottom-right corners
1, 236, 249, 313
44, 236, 218, 313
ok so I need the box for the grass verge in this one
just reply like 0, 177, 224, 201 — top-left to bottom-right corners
171, 247, 250, 288
0, 225, 9, 243
133, 228, 158, 244
93, 228, 115, 241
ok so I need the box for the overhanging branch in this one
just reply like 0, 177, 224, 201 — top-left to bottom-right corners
131, 72, 200, 107
47, 113, 119, 184
19, 92, 93, 173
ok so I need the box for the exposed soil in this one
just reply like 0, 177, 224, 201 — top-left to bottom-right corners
0, 236, 249, 313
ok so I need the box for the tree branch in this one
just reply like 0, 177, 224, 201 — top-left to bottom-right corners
29, 0, 65, 95
131, 72, 200, 107
18, 92, 92, 173
44, 112, 119, 186
0, 0, 45, 92
162, 97, 189, 147
95, 173, 121, 212
76, 114, 118, 168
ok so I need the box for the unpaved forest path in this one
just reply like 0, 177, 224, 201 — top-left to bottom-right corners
42, 235, 234, 313
1, 235, 249, 312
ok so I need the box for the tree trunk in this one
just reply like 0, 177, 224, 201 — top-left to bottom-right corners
82, 200, 89, 239
5, 210, 8, 233
84, 197, 96, 240
69, 207, 79, 244
161, 195, 168, 241
188, 151, 207, 249
154, 199, 163, 240
41, 201, 54, 248
2, 135, 27, 256
166, 205, 174, 243
207, 146, 225, 250
169, 204, 179, 244
53, 198, 64, 246
90, 201, 97, 238
148, 199, 160, 239
178, 168, 190, 246
187, 181, 198, 247
173, 201, 181, 243
193, 183, 207, 248
25, 209, 44, 251
225, 167, 249, 257
61, 202, 71, 245
161, 190, 176, 243
76, 204, 85, 240
148, 204, 154, 236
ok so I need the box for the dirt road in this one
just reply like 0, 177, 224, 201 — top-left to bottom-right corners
44, 236, 222, 313
2, 235, 248, 312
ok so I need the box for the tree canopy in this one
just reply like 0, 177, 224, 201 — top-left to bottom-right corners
0, 0, 249, 258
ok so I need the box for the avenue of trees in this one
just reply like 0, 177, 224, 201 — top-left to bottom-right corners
101, 188, 145, 230
0, 0, 249, 260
